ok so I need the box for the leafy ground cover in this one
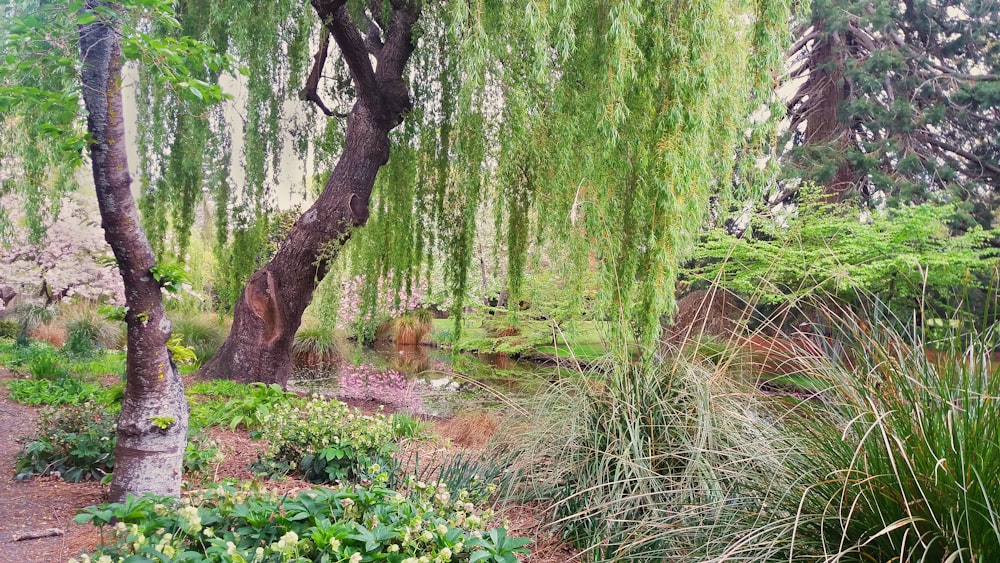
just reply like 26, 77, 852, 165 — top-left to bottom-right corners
0, 336, 569, 562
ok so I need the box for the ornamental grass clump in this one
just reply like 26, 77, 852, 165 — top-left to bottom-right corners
74, 476, 529, 562
509, 304, 1000, 561
292, 325, 341, 368
507, 358, 792, 560
170, 311, 228, 365
252, 396, 396, 483
755, 318, 1000, 562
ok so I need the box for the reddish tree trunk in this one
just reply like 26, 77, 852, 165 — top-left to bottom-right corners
80, 1, 189, 501
199, 0, 419, 386
803, 29, 862, 202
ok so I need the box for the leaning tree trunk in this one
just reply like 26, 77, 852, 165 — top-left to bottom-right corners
199, 0, 419, 386
80, 1, 189, 501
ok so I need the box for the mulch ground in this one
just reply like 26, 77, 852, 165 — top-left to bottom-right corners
0, 369, 578, 562
0, 369, 106, 562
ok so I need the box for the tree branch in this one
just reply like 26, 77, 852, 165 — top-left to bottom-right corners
310, 0, 380, 107
787, 28, 819, 57
365, 17, 384, 56
300, 27, 347, 117
918, 132, 1000, 179
372, 1, 420, 122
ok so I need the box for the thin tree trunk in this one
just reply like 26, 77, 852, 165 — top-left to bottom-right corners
199, 0, 420, 386
79, 1, 188, 501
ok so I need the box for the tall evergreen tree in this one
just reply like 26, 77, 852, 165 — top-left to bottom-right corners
784, 0, 1000, 228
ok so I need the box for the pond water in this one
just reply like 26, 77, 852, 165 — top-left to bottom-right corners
287, 341, 565, 417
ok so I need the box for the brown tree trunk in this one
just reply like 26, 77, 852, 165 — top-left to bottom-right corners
804, 29, 862, 203
199, 0, 419, 386
80, 1, 189, 501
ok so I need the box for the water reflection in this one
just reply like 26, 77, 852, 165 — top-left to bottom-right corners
288, 341, 552, 417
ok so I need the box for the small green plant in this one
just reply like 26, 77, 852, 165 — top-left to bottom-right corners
27, 351, 68, 380
150, 415, 176, 430
390, 412, 430, 439
98, 304, 127, 322
187, 381, 296, 430
251, 396, 396, 483
150, 262, 188, 293
183, 429, 222, 478
74, 475, 527, 563
15, 402, 117, 482
166, 333, 197, 366
467, 528, 531, 563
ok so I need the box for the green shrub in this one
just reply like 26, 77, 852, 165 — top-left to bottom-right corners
1, 339, 56, 370
188, 381, 298, 430
251, 396, 396, 483
15, 402, 117, 482
64, 318, 103, 357
75, 476, 528, 563
15, 402, 218, 483
7, 377, 115, 406
61, 303, 123, 355
27, 351, 68, 380
0, 319, 17, 339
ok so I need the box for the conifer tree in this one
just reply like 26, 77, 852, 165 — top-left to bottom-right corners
784, 0, 999, 228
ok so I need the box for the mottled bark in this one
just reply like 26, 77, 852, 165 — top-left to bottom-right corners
79, 1, 188, 501
199, 0, 419, 386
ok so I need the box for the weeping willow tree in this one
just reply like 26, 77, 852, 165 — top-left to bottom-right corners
124, 0, 792, 385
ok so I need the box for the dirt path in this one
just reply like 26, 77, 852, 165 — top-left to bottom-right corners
0, 370, 105, 562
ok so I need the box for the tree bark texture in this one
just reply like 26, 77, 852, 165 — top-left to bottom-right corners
794, 26, 863, 202
199, 0, 419, 386
79, 1, 189, 501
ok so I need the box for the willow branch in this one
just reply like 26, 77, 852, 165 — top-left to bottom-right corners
311, 0, 380, 106
300, 27, 346, 117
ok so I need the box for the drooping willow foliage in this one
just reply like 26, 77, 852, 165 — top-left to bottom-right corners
5, 0, 792, 355
0, 1, 85, 243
